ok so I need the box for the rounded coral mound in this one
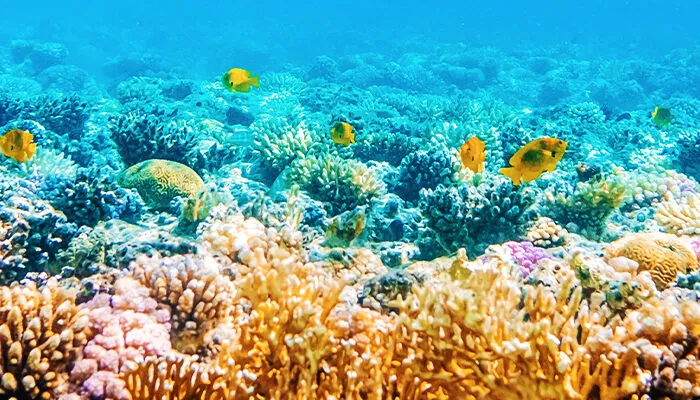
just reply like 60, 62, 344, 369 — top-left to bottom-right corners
117, 159, 204, 210
605, 232, 698, 289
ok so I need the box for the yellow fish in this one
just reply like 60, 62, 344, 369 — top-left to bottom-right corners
651, 106, 672, 127
221, 68, 260, 93
459, 136, 486, 173
499, 137, 568, 186
0, 129, 37, 163
330, 122, 355, 146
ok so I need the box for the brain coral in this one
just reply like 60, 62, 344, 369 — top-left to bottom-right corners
605, 232, 698, 289
118, 159, 204, 210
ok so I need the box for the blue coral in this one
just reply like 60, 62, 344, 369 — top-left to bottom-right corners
108, 105, 199, 167
393, 147, 460, 202
38, 167, 144, 228
418, 175, 537, 257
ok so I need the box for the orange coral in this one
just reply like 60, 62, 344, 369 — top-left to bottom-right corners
605, 232, 698, 289
0, 281, 89, 399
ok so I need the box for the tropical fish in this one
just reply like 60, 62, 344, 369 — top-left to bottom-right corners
221, 68, 260, 93
459, 136, 486, 173
330, 121, 355, 146
651, 106, 672, 127
499, 137, 568, 185
0, 129, 37, 163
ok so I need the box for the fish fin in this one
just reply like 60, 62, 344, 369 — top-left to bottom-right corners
236, 84, 251, 93
520, 167, 543, 183
249, 76, 260, 88
499, 167, 521, 185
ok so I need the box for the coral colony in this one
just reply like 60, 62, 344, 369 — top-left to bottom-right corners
2, 38, 700, 400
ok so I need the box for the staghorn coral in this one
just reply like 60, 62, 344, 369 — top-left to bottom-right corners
287, 153, 385, 215
0, 96, 25, 126
108, 106, 199, 168
118, 159, 204, 211
605, 232, 698, 290
0, 280, 89, 400
352, 130, 422, 167
655, 192, 700, 235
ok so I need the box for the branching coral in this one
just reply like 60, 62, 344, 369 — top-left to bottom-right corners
129, 251, 236, 354
527, 216, 568, 248
287, 154, 385, 215
655, 192, 700, 235
418, 174, 536, 256
108, 106, 199, 167
0, 280, 89, 400
545, 169, 628, 238
24, 94, 90, 140
393, 146, 461, 202
40, 167, 144, 227
251, 119, 315, 175
0, 176, 77, 283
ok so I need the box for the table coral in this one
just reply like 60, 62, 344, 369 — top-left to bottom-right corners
117, 159, 204, 211
0, 280, 89, 400
605, 232, 698, 289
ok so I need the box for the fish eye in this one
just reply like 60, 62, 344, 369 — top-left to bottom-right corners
551, 152, 557, 157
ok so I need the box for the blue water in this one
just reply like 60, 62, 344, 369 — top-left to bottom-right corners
3, 0, 699, 81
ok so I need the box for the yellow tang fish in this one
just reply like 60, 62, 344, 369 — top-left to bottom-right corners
0, 129, 37, 163
330, 122, 355, 146
651, 106, 672, 127
459, 136, 486, 173
221, 68, 260, 93
499, 137, 567, 186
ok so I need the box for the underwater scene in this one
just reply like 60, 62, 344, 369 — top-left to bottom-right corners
2, 0, 700, 399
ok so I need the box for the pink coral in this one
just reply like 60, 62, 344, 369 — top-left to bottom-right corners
505, 241, 553, 278
65, 278, 172, 399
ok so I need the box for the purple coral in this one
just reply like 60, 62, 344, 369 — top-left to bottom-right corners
505, 241, 553, 278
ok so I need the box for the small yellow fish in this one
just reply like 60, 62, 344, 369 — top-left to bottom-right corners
330, 122, 355, 146
0, 129, 37, 163
221, 68, 260, 93
499, 137, 568, 185
651, 106, 672, 127
459, 136, 486, 173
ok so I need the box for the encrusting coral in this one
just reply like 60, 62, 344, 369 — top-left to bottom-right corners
0, 280, 89, 400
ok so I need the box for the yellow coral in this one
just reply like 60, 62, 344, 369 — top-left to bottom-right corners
118, 159, 204, 210
0, 281, 89, 399
655, 192, 700, 235
605, 232, 698, 289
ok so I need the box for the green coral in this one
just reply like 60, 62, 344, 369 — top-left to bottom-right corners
287, 154, 385, 215
545, 169, 628, 238
251, 119, 315, 174
118, 159, 204, 210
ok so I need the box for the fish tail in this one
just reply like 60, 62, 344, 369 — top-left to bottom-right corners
249, 76, 260, 87
499, 167, 522, 186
